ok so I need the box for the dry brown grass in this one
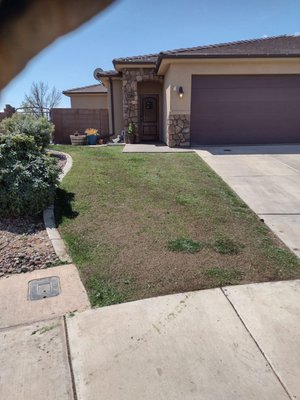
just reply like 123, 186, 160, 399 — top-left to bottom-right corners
54, 145, 300, 307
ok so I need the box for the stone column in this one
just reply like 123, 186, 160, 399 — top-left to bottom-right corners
122, 69, 139, 141
167, 114, 190, 147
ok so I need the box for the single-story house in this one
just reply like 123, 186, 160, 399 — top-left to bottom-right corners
94, 35, 300, 147
63, 83, 108, 110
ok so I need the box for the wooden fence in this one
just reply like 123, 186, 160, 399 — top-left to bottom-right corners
50, 108, 109, 144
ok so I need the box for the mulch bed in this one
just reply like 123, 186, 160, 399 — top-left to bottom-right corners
0, 153, 67, 278
51, 151, 67, 171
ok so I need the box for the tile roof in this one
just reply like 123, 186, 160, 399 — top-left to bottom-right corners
63, 84, 107, 95
111, 35, 300, 69
94, 70, 121, 78
159, 35, 300, 57
113, 53, 158, 64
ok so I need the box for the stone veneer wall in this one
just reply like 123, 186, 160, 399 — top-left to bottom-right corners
167, 114, 190, 147
122, 68, 163, 142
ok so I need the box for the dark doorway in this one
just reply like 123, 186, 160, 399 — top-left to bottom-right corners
140, 94, 159, 141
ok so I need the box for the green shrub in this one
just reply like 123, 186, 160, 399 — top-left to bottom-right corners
0, 134, 60, 216
0, 113, 54, 150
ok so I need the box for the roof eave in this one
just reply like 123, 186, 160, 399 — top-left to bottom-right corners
113, 60, 157, 71
156, 53, 300, 73
64, 92, 107, 95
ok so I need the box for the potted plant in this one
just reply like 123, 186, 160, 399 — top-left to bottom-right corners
127, 122, 136, 144
85, 128, 98, 145
70, 131, 86, 146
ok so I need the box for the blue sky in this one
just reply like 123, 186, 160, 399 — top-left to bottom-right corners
1, 0, 299, 110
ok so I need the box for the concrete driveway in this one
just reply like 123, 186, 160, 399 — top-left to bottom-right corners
196, 144, 300, 258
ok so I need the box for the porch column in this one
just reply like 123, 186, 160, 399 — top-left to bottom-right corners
122, 70, 139, 141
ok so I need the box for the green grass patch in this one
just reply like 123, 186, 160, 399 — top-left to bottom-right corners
204, 268, 242, 286
86, 277, 125, 308
168, 238, 203, 253
265, 246, 300, 274
212, 236, 242, 255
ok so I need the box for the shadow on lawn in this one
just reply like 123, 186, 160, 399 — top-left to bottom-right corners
54, 188, 79, 226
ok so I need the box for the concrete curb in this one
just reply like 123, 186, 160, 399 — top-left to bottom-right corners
43, 151, 73, 263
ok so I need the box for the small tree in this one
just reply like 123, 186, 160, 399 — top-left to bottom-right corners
22, 81, 62, 117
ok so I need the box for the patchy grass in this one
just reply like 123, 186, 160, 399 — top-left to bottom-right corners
52, 145, 300, 307
203, 268, 242, 286
212, 236, 242, 255
168, 238, 203, 253
86, 277, 126, 308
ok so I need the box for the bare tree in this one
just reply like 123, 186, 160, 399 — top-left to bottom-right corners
23, 81, 62, 117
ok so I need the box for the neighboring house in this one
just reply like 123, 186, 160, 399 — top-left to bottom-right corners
63, 84, 108, 110
95, 35, 300, 147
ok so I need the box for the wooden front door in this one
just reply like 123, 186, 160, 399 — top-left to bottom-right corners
140, 95, 159, 141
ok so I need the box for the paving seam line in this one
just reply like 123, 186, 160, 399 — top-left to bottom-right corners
220, 287, 293, 400
270, 156, 300, 174
63, 315, 78, 400
0, 315, 66, 333
43, 151, 73, 263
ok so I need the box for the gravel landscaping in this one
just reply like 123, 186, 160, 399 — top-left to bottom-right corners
0, 153, 67, 278
0, 216, 60, 277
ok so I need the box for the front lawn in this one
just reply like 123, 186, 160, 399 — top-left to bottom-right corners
53, 145, 300, 307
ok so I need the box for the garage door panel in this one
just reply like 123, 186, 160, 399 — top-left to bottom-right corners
191, 75, 300, 145
199, 89, 300, 103
192, 75, 300, 90
197, 101, 300, 117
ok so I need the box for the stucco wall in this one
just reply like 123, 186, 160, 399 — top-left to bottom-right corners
160, 58, 300, 147
70, 94, 108, 109
163, 58, 300, 116
102, 78, 123, 137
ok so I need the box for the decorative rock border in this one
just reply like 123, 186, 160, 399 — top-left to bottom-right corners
43, 151, 73, 263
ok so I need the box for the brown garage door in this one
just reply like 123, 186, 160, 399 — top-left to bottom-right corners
190, 75, 300, 146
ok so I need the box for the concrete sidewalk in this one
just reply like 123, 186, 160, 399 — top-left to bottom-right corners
196, 145, 300, 258
65, 279, 299, 400
1, 279, 299, 399
123, 143, 194, 153
0, 264, 90, 329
